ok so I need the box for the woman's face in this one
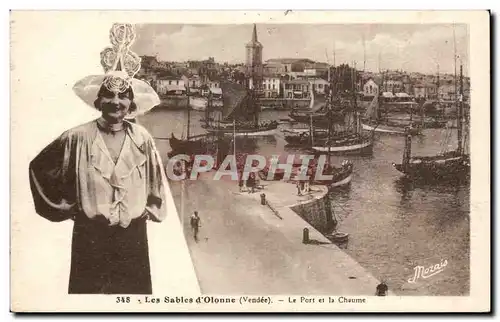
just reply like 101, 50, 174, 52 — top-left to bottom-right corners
99, 89, 132, 123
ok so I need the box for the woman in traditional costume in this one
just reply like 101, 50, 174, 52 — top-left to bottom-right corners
28, 24, 166, 294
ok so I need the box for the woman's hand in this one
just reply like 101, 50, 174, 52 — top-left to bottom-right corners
140, 209, 151, 221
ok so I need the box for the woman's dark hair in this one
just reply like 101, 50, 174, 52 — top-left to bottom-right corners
93, 84, 138, 113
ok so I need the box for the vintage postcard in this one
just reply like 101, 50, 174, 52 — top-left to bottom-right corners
10, 10, 490, 313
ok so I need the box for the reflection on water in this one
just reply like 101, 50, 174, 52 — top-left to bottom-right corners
138, 108, 470, 296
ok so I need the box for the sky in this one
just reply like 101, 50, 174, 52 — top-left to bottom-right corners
131, 23, 469, 75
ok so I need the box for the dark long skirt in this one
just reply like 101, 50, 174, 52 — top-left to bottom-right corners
68, 214, 152, 294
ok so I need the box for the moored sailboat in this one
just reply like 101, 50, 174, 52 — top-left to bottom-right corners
361, 89, 422, 136
311, 64, 375, 155
392, 65, 470, 182
201, 81, 278, 136
257, 154, 354, 188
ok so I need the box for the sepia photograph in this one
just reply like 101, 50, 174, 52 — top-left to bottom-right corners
10, 10, 490, 312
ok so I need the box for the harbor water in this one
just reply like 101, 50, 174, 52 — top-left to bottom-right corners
138, 107, 470, 296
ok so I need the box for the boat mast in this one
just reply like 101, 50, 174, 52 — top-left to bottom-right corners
186, 91, 191, 139
328, 50, 336, 156
233, 118, 236, 161
309, 114, 314, 147
453, 24, 458, 108
324, 47, 332, 159
363, 35, 366, 72
457, 64, 464, 155
352, 62, 358, 134
205, 92, 211, 127
402, 127, 412, 172
437, 63, 440, 99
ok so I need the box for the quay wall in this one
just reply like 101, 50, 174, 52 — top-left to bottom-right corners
290, 192, 335, 235
157, 96, 312, 110
258, 98, 311, 109
158, 96, 189, 109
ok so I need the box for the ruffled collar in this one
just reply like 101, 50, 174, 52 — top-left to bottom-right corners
96, 117, 127, 133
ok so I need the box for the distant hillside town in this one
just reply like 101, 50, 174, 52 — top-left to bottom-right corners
136, 24, 470, 104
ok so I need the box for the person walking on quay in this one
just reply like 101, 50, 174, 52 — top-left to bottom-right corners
247, 172, 256, 194
296, 179, 303, 196
190, 211, 201, 242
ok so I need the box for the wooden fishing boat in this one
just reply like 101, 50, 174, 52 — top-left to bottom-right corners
361, 87, 422, 135
362, 120, 421, 135
201, 121, 278, 136
169, 132, 206, 153
283, 129, 329, 146
257, 156, 354, 189
327, 232, 349, 243
311, 134, 374, 155
288, 93, 345, 125
392, 65, 470, 183
201, 81, 278, 136
311, 67, 375, 155
311, 160, 354, 188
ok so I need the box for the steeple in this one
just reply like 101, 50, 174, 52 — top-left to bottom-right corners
246, 23, 262, 48
245, 23, 263, 90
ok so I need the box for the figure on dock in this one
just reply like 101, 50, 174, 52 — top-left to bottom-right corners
247, 172, 256, 193
190, 211, 201, 242
376, 280, 389, 296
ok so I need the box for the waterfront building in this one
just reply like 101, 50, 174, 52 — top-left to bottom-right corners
261, 75, 281, 98
363, 78, 380, 98
282, 79, 311, 99
156, 76, 186, 96
309, 78, 329, 95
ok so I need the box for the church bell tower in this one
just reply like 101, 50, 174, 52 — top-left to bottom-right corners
245, 24, 263, 90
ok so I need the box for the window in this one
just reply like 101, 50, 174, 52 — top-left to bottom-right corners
169, 80, 172, 85
272, 84, 275, 90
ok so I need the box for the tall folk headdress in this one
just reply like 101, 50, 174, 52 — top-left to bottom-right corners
73, 23, 160, 119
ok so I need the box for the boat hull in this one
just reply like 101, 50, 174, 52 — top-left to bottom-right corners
328, 172, 352, 188
202, 124, 279, 136
258, 162, 354, 189
312, 163, 354, 187
312, 137, 374, 155
284, 132, 329, 146
392, 154, 470, 182
362, 122, 421, 135
168, 133, 207, 155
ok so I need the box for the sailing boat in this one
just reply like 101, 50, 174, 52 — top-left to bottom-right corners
311, 66, 374, 155
288, 93, 344, 125
361, 74, 422, 136
257, 153, 354, 189
392, 65, 470, 182
284, 88, 329, 146
169, 93, 208, 156
201, 81, 278, 136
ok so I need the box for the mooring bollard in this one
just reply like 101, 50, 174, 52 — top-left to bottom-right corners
260, 193, 266, 205
302, 228, 309, 244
